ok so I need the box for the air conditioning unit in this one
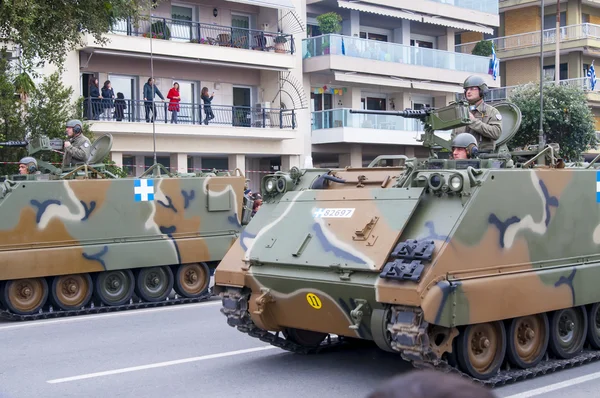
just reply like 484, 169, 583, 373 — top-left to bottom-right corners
254, 102, 272, 127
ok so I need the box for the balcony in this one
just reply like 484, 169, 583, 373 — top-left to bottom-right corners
303, 35, 499, 88
454, 77, 600, 104
311, 108, 451, 146
84, 98, 297, 142
79, 16, 296, 71
455, 23, 600, 59
427, 0, 498, 14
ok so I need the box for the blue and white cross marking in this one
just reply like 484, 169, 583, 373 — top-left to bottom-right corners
134, 179, 155, 202
597, 171, 600, 203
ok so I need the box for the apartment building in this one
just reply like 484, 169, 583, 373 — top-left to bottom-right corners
33, 0, 309, 191
456, 0, 600, 131
303, 0, 501, 168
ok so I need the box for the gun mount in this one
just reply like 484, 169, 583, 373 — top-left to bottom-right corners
350, 101, 472, 154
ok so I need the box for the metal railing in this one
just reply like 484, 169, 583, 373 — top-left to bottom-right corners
454, 77, 596, 102
426, 0, 498, 14
304, 34, 491, 74
82, 97, 296, 129
110, 16, 295, 54
311, 108, 451, 134
456, 23, 600, 54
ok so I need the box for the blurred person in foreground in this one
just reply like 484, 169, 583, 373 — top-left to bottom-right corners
367, 370, 496, 398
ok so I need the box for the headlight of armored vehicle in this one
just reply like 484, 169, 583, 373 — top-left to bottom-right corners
428, 173, 444, 191
449, 174, 463, 192
265, 177, 276, 193
276, 175, 294, 193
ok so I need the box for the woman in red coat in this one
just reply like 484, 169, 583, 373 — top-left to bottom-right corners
167, 82, 181, 124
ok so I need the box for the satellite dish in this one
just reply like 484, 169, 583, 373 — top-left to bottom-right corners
492, 102, 522, 147
87, 134, 113, 164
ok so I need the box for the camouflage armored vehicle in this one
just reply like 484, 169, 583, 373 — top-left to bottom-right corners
0, 133, 252, 320
214, 100, 600, 386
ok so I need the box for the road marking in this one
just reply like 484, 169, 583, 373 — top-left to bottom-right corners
47, 346, 278, 384
0, 300, 221, 331
503, 370, 600, 398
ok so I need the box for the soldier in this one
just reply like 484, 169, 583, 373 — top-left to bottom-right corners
62, 119, 91, 168
451, 133, 479, 160
452, 75, 502, 152
18, 156, 37, 175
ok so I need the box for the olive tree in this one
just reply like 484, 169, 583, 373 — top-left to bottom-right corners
508, 82, 598, 161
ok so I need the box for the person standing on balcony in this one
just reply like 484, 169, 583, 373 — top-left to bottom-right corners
201, 87, 215, 125
144, 78, 165, 122
451, 75, 502, 152
88, 76, 102, 120
101, 80, 115, 119
167, 82, 181, 124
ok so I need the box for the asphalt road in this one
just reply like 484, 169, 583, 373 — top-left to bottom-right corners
1, 301, 600, 398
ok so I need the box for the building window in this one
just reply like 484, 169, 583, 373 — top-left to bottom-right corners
307, 24, 322, 37
122, 155, 135, 176
359, 32, 388, 42
543, 12, 566, 29
583, 14, 590, 23
543, 63, 568, 80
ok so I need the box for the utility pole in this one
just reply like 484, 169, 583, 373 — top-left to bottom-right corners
555, 1, 560, 84
539, 0, 546, 161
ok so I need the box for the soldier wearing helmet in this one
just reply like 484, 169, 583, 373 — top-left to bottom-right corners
451, 75, 502, 152
451, 133, 478, 160
62, 119, 91, 168
18, 156, 38, 175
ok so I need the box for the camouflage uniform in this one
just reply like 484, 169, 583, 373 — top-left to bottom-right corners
451, 75, 502, 152
62, 133, 91, 168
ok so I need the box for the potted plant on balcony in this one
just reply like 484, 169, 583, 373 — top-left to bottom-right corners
274, 34, 287, 53
471, 40, 493, 56
146, 20, 171, 40
316, 12, 341, 55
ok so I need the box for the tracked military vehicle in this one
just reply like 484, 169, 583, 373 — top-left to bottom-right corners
0, 133, 252, 320
214, 100, 600, 386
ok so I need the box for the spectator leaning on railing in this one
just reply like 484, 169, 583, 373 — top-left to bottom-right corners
143, 78, 165, 123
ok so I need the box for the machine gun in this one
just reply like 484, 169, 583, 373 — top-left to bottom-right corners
0, 135, 64, 174
349, 101, 472, 153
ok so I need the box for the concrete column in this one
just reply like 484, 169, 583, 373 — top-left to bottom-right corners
405, 146, 415, 158
401, 20, 411, 45
566, 0, 582, 26
351, 87, 363, 109
568, 51, 583, 78
438, 28, 455, 51
339, 144, 363, 168
350, 10, 360, 37
170, 153, 188, 174
228, 154, 246, 175
111, 151, 123, 168
135, 155, 145, 177
281, 155, 300, 171
191, 156, 202, 173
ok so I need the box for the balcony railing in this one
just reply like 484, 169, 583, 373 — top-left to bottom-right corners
304, 34, 491, 74
82, 97, 296, 129
312, 108, 434, 132
427, 0, 498, 14
109, 16, 295, 54
454, 77, 595, 102
456, 23, 600, 54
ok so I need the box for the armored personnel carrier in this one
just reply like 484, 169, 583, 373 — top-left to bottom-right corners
0, 133, 252, 320
214, 100, 600, 386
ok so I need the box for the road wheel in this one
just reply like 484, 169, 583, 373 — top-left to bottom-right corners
456, 321, 506, 380
173, 263, 210, 298
586, 303, 600, 349
51, 273, 93, 311
548, 306, 587, 359
135, 266, 173, 302
506, 313, 549, 368
283, 328, 328, 348
1, 278, 48, 315
94, 269, 135, 306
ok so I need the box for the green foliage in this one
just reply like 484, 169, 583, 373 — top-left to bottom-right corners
0, 50, 26, 175
316, 12, 342, 34
471, 40, 493, 56
0, 0, 157, 70
508, 82, 598, 161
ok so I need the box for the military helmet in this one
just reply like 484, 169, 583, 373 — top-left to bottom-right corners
66, 119, 83, 134
19, 156, 37, 166
463, 75, 488, 98
451, 133, 479, 158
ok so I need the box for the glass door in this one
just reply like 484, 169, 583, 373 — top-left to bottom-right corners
233, 87, 251, 127
231, 14, 250, 49
171, 4, 194, 41
176, 80, 196, 123
108, 74, 136, 121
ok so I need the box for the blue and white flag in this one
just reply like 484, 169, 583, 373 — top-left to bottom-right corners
134, 179, 154, 202
597, 171, 600, 203
588, 61, 597, 91
490, 43, 499, 81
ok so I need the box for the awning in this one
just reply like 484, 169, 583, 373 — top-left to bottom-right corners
225, 0, 295, 10
337, 0, 422, 22
421, 15, 493, 35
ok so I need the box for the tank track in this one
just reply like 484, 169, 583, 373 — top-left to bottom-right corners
0, 291, 213, 322
219, 287, 600, 388
219, 287, 349, 354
